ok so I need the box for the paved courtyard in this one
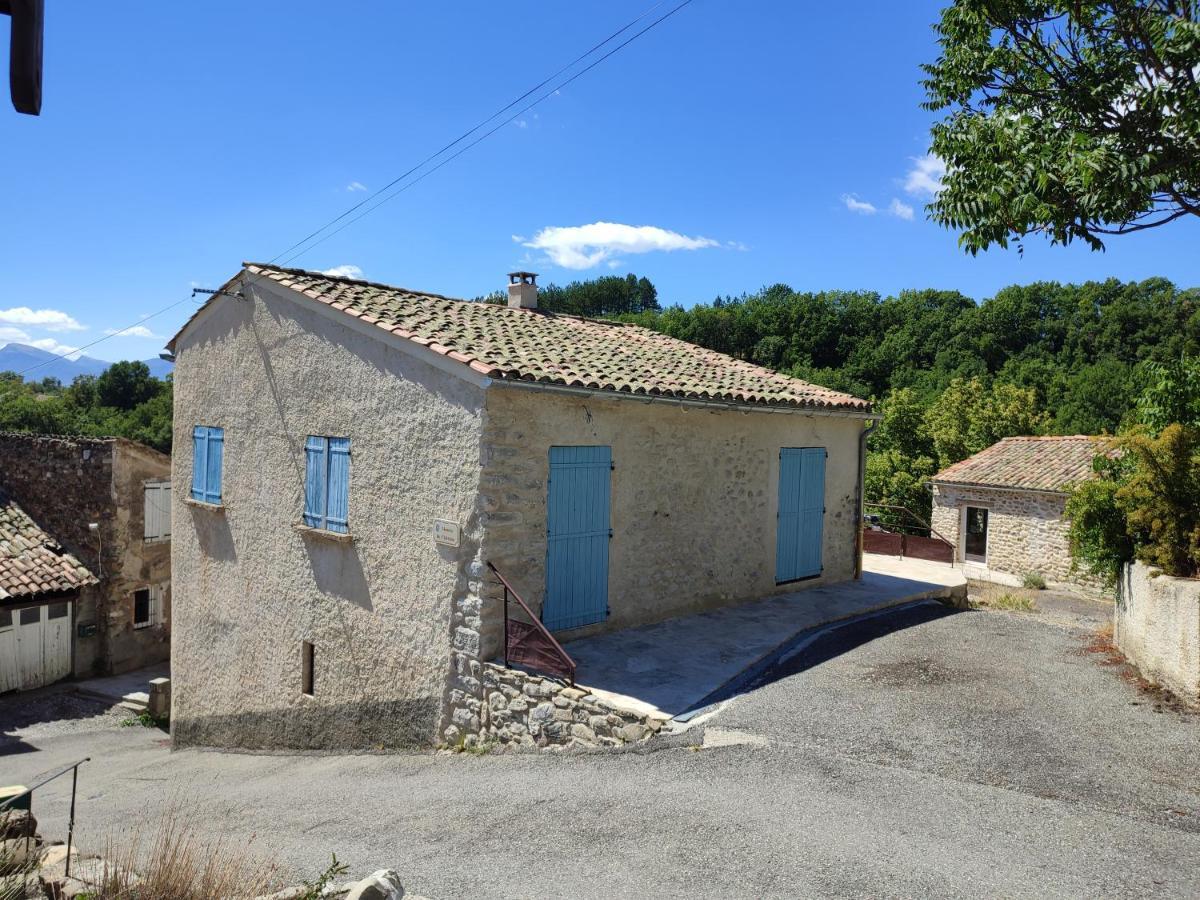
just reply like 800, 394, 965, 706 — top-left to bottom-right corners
2, 601, 1198, 899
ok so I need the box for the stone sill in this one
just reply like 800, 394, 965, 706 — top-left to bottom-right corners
292, 522, 354, 544
184, 497, 225, 513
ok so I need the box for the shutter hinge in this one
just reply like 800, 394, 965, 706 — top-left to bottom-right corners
608, 528, 613, 538
610, 460, 615, 470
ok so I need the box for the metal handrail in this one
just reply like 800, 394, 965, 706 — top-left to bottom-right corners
865, 502, 954, 548
0, 757, 89, 878
488, 562, 576, 685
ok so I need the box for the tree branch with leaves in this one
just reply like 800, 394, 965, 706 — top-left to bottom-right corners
922, 1, 1200, 252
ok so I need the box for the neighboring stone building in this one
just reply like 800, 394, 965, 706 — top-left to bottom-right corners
0, 434, 172, 690
168, 264, 875, 751
930, 435, 1103, 594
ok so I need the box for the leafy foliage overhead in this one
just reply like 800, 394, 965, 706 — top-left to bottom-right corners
923, 1, 1200, 252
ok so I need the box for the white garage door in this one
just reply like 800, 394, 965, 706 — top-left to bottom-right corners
0, 601, 73, 692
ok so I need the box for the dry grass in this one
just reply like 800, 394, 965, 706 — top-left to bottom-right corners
82, 803, 283, 900
968, 581, 1038, 612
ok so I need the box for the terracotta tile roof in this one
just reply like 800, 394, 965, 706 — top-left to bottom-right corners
0, 489, 98, 600
932, 436, 1102, 493
175, 264, 870, 413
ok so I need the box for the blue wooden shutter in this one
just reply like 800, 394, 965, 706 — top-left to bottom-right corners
797, 448, 826, 578
776, 449, 803, 582
544, 445, 611, 631
191, 426, 207, 500
326, 438, 350, 533
204, 427, 224, 504
776, 447, 825, 582
304, 436, 327, 528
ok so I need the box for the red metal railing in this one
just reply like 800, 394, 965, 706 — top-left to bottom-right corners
488, 562, 576, 685
863, 503, 955, 564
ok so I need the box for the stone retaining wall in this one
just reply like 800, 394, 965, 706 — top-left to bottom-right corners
443, 656, 662, 750
1115, 561, 1200, 704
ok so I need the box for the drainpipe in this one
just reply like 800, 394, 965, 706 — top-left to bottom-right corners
854, 418, 877, 580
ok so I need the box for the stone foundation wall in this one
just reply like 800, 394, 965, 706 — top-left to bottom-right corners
1115, 561, 1200, 704
443, 656, 662, 750
931, 484, 1106, 596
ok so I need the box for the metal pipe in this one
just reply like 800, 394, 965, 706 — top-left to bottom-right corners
66, 764, 79, 879
854, 419, 877, 580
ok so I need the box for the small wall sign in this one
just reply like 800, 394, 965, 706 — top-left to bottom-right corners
434, 519, 460, 547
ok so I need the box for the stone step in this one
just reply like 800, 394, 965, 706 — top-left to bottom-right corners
119, 691, 149, 713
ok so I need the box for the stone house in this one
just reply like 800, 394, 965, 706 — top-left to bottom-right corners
0, 434, 172, 691
930, 435, 1102, 594
167, 263, 874, 751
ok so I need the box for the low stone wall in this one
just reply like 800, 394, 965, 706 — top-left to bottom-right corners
443, 655, 663, 750
1115, 561, 1200, 704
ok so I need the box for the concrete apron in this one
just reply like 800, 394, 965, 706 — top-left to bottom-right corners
566, 556, 967, 723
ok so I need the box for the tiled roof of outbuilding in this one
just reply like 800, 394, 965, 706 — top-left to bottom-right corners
931, 435, 1101, 493
0, 489, 98, 600
174, 264, 870, 413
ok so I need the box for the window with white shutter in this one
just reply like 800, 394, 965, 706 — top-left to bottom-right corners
144, 481, 172, 542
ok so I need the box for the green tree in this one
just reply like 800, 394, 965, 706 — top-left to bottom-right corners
925, 377, 1047, 466
923, 1, 1200, 252
96, 361, 157, 411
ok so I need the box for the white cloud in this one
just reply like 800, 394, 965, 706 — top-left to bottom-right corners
515, 119, 528, 129
105, 325, 161, 339
28, 337, 81, 359
726, 240, 750, 251
0, 326, 31, 344
346, 181, 367, 192
0, 306, 85, 332
888, 198, 915, 220
321, 265, 365, 280
520, 222, 720, 270
841, 194, 877, 215
903, 154, 946, 197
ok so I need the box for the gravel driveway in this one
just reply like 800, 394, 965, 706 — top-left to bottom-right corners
2, 602, 1197, 899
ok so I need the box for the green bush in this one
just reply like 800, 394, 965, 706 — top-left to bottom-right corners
1021, 571, 1046, 590
1067, 426, 1200, 585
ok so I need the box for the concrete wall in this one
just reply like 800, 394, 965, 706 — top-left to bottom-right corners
1115, 561, 1200, 704
0, 433, 169, 676
170, 280, 485, 750
931, 483, 1104, 596
475, 387, 864, 657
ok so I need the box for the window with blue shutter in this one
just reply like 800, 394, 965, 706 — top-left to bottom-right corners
304, 436, 350, 533
191, 426, 224, 504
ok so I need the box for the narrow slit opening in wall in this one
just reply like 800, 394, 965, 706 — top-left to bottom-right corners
301, 641, 315, 696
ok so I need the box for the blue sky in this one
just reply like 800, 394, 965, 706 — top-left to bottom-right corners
2, 1, 1198, 363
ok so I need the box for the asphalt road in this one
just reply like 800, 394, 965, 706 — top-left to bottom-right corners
3, 603, 1198, 899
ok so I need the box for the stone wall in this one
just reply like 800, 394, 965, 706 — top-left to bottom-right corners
443, 656, 662, 750
475, 387, 865, 657
931, 483, 1105, 596
1115, 561, 1200, 704
0, 433, 170, 676
170, 278, 485, 750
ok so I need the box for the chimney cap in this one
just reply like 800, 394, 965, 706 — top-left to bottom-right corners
507, 271, 538, 285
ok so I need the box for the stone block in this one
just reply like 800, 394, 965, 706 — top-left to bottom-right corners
0, 810, 35, 840
569, 723, 597, 743
558, 687, 587, 701
345, 868, 404, 900
616, 723, 649, 742
453, 627, 481, 657
450, 708, 480, 733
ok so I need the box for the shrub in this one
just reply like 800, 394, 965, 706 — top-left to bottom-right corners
1118, 425, 1200, 578
1068, 425, 1200, 585
1021, 571, 1046, 590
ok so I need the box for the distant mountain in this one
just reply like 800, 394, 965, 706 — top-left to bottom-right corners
0, 343, 173, 384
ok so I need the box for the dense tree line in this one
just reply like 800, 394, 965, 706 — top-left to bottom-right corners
477, 272, 660, 317
0, 361, 172, 452
618, 277, 1200, 522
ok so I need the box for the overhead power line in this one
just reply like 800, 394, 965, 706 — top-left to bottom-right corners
278, 0, 698, 267
1, 0, 697, 387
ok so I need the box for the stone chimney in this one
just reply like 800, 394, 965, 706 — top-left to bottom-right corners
507, 271, 538, 309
